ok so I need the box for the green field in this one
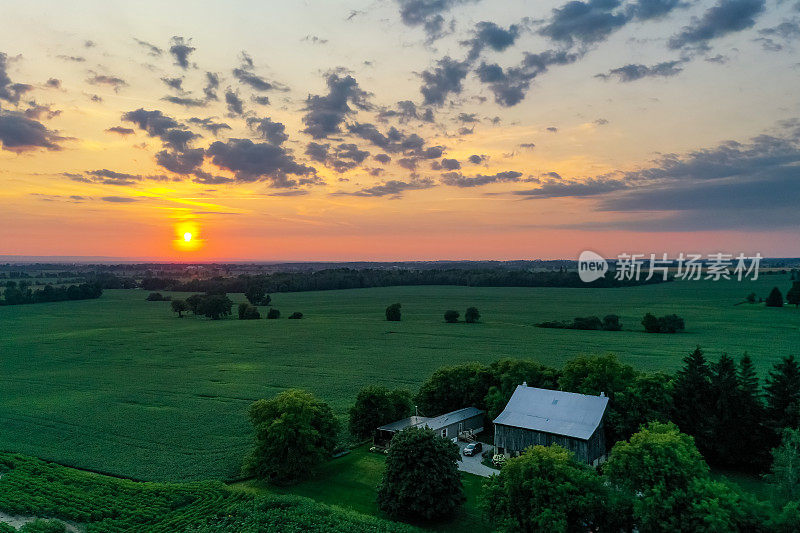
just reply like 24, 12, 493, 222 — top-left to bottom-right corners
1, 276, 799, 482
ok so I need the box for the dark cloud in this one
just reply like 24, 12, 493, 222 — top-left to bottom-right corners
440, 158, 460, 170
594, 118, 609, 125
188, 117, 231, 136
347, 122, 442, 159
252, 95, 270, 106
134, 38, 163, 56
106, 126, 135, 135
161, 77, 183, 91
476, 49, 580, 106
377, 100, 434, 123
192, 170, 234, 185
206, 138, 317, 186
86, 73, 127, 92
86, 169, 142, 186
155, 148, 204, 174
456, 112, 479, 123
203, 72, 219, 100
468, 154, 484, 164
441, 170, 523, 187
338, 177, 435, 198
169, 36, 195, 69
233, 53, 284, 92
121, 108, 202, 173
668, 0, 766, 50
302, 35, 329, 45
0, 111, 66, 152
596, 60, 684, 81
398, 157, 418, 170
225, 89, 244, 115
539, 0, 628, 46
420, 56, 469, 106
57, 55, 86, 62
305, 142, 330, 162
121, 108, 180, 137
463, 21, 521, 61
756, 20, 800, 51
626, 0, 684, 21
46, 78, 61, 89
396, 0, 476, 41
23, 102, 61, 120
519, 143, 536, 149
547, 126, 559, 132
101, 196, 137, 203
513, 177, 627, 198
270, 189, 310, 196
374, 153, 391, 164
162, 95, 207, 107
247, 116, 288, 145
84, 40, 96, 48
0, 53, 33, 103
302, 72, 371, 138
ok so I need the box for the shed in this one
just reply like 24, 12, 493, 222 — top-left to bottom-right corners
493, 384, 608, 465
375, 407, 485, 445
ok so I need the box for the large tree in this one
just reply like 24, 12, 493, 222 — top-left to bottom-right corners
377, 426, 464, 521
766, 286, 784, 307
737, 353, 768, 468
348, 386, 412, 440
670, 347, 714, 456
707, 353, 744, 466
243, 389, 339, 485
484, 358, 560, 420
385, 303, 401, 321
170, 299, 189, 318
464, 306, 480, 323
766, 428, 800, 504
766, 355, 800, 438
787, 282, 800, 308
415, 362, 493, 416
483, 444, 619, 533
201, 294, 233, 320
606, 371, 673, 443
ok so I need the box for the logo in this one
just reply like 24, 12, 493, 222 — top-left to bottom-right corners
578, 251, 608, 282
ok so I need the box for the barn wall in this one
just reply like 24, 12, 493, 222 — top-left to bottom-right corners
586, 422, 606, 464
494, 424, 590, 463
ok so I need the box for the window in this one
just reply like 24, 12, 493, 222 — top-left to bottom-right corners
441, 428, 447, 438
458, 422, 464, 433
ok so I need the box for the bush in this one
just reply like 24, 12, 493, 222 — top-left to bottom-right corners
146, 292, 170, 301
238, 303, 261, 320
642, 313, 684, 333
492, 454, 507, 468
385, 303, 401, 321
642, 312, 661, 333
602, 314, 622, 331
267, 308, 280, 319
572, 316, 603, 330
465, 306, 480, 323
444, 310, 460, 323
766, 287, 784, 307
288, 312, 303, 319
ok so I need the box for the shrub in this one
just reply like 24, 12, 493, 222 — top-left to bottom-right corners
238, 303, 261, 320
385, 303, 401, 321
642, 312, 661, 333
658, 314, 685, 333
444, 310, 460, 323
572, 316, 603, 330
288, 312, 303, 319
146, 292, 170, 301
766, 287, 784, 307
465, 306, 480, 323
267, 308, 280, 319
602, 314, 622, 331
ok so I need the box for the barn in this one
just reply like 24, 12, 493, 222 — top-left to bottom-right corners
375, 407, 485, 446
493, 384, 609, 465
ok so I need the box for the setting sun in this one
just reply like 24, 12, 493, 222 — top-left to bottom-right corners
184, 232, 192, 242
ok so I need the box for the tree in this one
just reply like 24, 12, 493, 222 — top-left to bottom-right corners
464, 306, 480, 323
671, 347, 713, 457
146, 292, 169, 301
766, 428, 800, 503
186, 294, 205, 315
416, 362, 494, 415
787, 282, 800, 308
746, 292, 757, 303
607, 372, 673, 443
766, 355, 800, 435
243, 389, 339, 485
385, 303, 401, 321
245, 282, 271, 306
348, 386, 412, 440
267, 308, 280, 319
737, 353, 768, 468
483, 445, 614, 533
766, 286, 784, 307
657, 314, 685, 333
642, 312, 660, 333
444, 310, 460, 323
602, 314, 622, 331
170, 299, 189, 318
707, 353, 744, 466
288, 312, 303, 319
200, 294, 233, 320
377, 426, 464, 521
238, 303, 261, 320
484, 358, 560, 419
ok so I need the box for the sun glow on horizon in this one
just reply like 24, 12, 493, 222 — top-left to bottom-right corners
174, 222, 203, 253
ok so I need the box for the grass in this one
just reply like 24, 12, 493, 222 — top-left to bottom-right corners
1, 276, 799, 481
230, 446, 490, 532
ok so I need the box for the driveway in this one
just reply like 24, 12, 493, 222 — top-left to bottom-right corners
457, 441, 499, 477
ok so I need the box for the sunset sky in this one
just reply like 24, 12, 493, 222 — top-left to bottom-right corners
1, 0, 799, 261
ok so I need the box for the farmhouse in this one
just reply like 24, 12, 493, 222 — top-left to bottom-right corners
375, 406, 485, 445
493, 384, 609, 465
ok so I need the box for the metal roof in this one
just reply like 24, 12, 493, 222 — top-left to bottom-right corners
378, 407, 484, 433
493, 385, 608, 440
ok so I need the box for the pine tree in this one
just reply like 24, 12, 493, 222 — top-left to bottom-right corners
787, 282, 800, 308
737, 353, 768, 468
671, 347, 714, 457
766, 355, 800, 438
766, 287, 784, 307
708, 354, 743, 466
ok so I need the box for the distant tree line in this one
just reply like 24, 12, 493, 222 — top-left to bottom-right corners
0, 281, 102, 305
140, 267, 667, 296
538, 314, 622, 331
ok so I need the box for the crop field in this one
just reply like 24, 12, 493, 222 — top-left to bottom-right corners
1, 276, 799, 482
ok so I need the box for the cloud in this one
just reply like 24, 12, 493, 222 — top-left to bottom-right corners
439, 158, 460, 170
0, 111, 66, 152
56, 55, 86, 63
192, 170, 234, 185
462, 21, 521, 61
85, 169, 142, 185
305, 142, 329, 162
596, 60, 685, 81
302, 72, 371, 138
203, 72, 219, 100
169, 36, 195, 69
188, 117, 231, 135
668, 0, 766, 50
252, 95, 270, 106
225, 89, 244, 115
247, 116, 288, 145
0, 53, 33, 103
374, 153, 391, 164
302, 35, 329, 45
232, 53, 285, 92
121, 108, 203, 173
539, 0, 628, 46
519, 142, 536, 149
377, 100, 434, 123
161, 77, 183, 90
756, 20, 800, 51
468, 154, 484, 163
337, 177, 435, 198
513, 177, 628, 198
101, 196, 137, 203
134, 38, 163, 56
155, 148, 204, 174
441, 170, 523, 187
23, 102, 61, 120
270, 189, 310, 196
626, 0, 684, 21
86, 73, 127, 92
105, 126, 135, 135
46, 78, 61, 89
420, 56, 469, 106
206, 138, 317, 186
162, 95, 207, 107
396, 0, 477, 42
476, 49, 580, 106
121, 108, 180, 137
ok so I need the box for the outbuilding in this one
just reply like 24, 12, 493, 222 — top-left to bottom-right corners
493, 384, 608, 465
375, 407, 485, 445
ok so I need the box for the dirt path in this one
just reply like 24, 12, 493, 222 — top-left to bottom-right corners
0, 511, 83, 533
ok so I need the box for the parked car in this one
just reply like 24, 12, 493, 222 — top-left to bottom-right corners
463, 442, 482, 456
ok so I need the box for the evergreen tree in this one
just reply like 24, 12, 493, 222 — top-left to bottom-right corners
787, 282, 800, 308
671, 347, 713, 457
738, 353, 768, 467
766, 355, 800, 437
708, 354, 742, 466
766, 287, 784, 307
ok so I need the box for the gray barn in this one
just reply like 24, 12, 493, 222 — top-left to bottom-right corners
493, 385, 608, 465
375, 407, 485, 445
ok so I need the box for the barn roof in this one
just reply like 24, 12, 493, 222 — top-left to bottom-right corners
378, 407, 484, 433
493, 385, 608, 440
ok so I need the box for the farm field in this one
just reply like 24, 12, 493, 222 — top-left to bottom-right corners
1, 276, 799, 482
